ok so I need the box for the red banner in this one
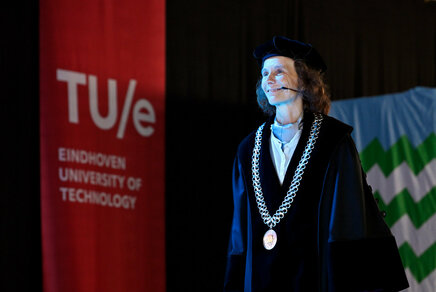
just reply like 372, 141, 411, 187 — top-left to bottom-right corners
39, 1, 165, 291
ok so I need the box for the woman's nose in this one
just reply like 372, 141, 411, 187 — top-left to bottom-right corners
267, 74, 275, 83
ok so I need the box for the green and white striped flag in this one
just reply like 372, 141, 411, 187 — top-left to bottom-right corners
330, 87, 436, 291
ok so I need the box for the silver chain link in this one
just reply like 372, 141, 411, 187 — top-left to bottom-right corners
251, 113, 324, 229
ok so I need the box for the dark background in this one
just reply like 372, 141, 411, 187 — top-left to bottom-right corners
2, 0, 436, 291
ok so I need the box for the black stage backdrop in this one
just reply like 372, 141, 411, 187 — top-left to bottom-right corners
0, 1, 42, 292
2, 0, 436, 291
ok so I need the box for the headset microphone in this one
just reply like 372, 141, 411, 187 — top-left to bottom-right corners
280, 87, 302, 93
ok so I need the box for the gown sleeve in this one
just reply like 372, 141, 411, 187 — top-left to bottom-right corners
319, 135, 409, 292
224, 154, 248, 292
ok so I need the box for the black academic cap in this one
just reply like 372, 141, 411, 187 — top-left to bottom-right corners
253, 36, 327, 72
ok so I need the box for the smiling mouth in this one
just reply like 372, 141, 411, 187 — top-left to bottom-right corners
267, 88, 283, 93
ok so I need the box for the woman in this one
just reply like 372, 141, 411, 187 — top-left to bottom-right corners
224, 36, 408, 292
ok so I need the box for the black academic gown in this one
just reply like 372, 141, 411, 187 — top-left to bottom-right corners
224, 112, 409, 292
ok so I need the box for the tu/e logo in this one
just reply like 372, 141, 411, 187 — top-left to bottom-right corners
57, 69, 156, 139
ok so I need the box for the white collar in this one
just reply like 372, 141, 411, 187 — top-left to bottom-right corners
271, 114, 303, 144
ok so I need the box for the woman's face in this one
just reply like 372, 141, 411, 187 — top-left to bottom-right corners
261, 56, 299, 107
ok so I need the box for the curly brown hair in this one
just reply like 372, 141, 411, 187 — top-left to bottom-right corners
256, 59, 331, 116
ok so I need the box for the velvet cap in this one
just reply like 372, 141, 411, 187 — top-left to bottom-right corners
253, 36, 327, 72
